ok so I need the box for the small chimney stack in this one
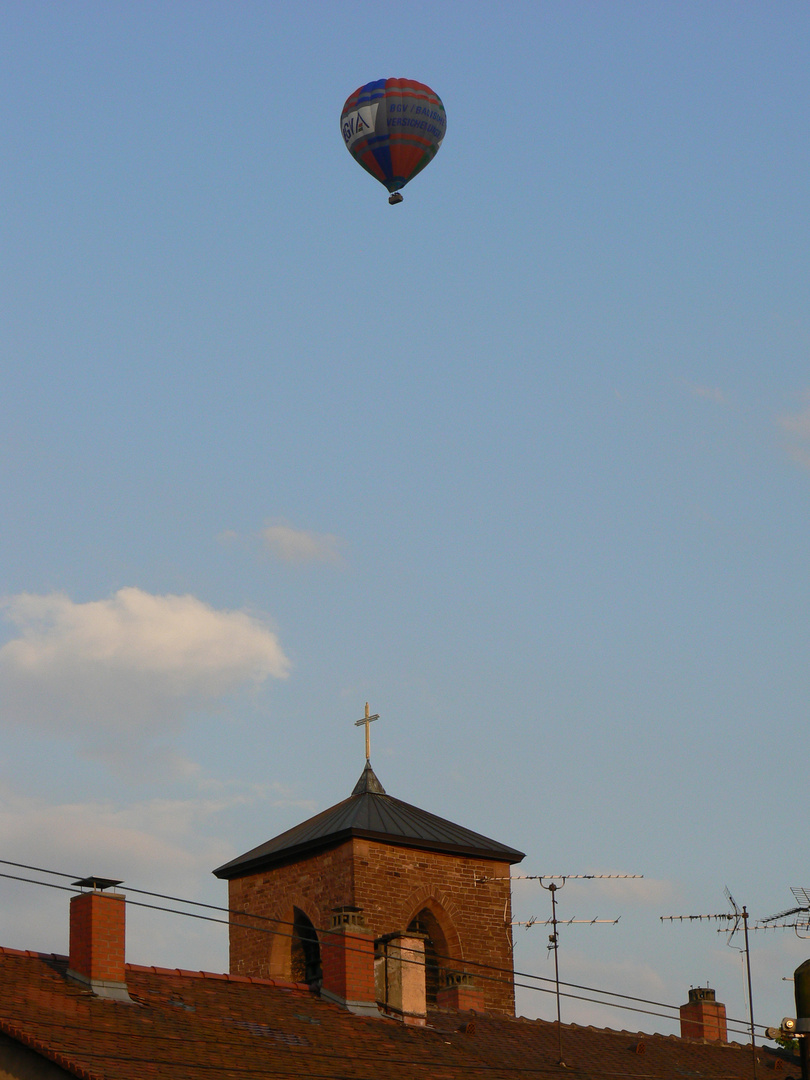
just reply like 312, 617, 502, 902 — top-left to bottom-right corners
436, 970, 486, 1013
680, 987, 727, 1041
68, 877, 131, 1002
320, 906, 378, 1017
375, 931, 427, 1026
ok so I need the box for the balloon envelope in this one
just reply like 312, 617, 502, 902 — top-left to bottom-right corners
340, 79, 446, 196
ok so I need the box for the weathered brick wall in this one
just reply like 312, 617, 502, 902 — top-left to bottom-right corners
226, 840, 516, 1014
227, 844, 354, 979
352, 840, 515, 1015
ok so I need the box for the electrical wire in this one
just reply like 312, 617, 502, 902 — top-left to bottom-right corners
0, 860, 772, 1036
0, 863, 769, 1036
0, 864, 765, 1038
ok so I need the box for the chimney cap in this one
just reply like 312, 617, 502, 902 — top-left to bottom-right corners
72, 876, 123, 892
688, 987, 717, 1003
330, 906, 367, 930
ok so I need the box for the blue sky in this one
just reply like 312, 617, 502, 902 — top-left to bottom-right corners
2, 0, 810, 1038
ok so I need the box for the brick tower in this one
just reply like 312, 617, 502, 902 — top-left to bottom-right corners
214, 759, 524, 1015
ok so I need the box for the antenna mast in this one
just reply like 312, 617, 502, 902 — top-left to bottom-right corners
661, 888, 757, 1080
478, 871, 642, 1067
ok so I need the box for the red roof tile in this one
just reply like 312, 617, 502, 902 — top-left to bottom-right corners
0, 947, 799, 1080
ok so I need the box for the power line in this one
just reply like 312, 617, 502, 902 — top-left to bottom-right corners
0, 867, 764, 1039
0, 860, 770, 1035
478, 871, 641, 1067
0, 863, 769, 1034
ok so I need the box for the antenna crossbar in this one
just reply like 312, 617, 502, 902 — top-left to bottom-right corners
660, 914, 736, 922
514, 917, 620, 927
501, 873, 641, 1066
762, 886, 810, 925
477, 872, 643, 884
661, 892, 758, 1080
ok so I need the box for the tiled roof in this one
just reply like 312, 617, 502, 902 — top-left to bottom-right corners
214, 764, 525, 878
0, 946, 797, 1080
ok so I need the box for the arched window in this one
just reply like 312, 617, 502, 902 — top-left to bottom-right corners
407, 908, 448, 1005
290, 907, 321, 987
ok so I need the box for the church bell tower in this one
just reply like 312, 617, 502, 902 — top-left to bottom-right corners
213, 705, 524, 1015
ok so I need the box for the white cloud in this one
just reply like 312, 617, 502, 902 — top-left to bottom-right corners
0, 777, 315, 888
0, 777, 317, 970
785, 444, 810, 471
0, 588, 290, 747
531, 951, 669, 1030
778, 398, 810, 438
0, 781, 232, 968
777, 394, 810, 471
261, 522, 343, 564
0, 789, 226, 882
689, 384, 727, 405
581, 876, 674, 906
510, 876, 673, 908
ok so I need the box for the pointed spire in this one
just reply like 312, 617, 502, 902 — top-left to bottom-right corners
351, 761, 386, 796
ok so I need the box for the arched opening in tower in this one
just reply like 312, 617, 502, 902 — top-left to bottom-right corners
407, 908, 448, 1006
291, 907, 321, 987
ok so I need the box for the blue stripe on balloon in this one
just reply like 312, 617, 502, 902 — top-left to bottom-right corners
371, 144, 393, 183
355, 80, 386, 108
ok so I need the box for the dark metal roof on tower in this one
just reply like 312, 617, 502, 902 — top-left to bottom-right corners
351, 760, 386, 795
213, 764, 524, 879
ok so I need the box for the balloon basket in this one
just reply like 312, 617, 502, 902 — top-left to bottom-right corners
388, 192, 404, 205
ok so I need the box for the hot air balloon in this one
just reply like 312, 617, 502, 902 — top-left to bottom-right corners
340, 79, 446, 204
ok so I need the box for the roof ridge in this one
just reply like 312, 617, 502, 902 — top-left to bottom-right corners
0, 946, 67, 961
125, 963, 310, 991
0, 949, 311, 993
510, 1013, 761, 1049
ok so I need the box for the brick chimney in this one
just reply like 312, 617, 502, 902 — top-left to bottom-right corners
375, 931, 427, 1026
320, 906, 378, 1017
680, 987, 727, 1041
67, 877, 131, 1002
436, 970, 486, 1013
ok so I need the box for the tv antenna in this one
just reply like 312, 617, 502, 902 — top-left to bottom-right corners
477, 872, 642, 1066
661, 887, 757, 1080
760, 887, 810, 937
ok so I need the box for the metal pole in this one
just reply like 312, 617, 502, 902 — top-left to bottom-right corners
742, 907, 757, 1080
549, 882, 564, 1066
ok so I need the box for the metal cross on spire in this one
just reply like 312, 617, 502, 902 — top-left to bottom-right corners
354, 702, 379, 763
